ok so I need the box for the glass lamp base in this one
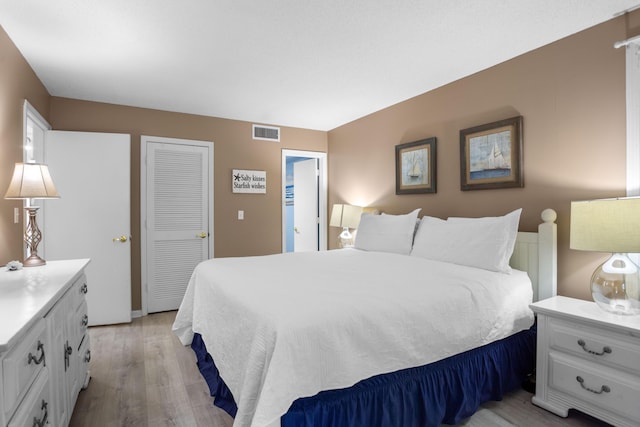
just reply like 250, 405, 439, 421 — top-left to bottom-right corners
591, 253, 640, 316
338, 227, 354, 248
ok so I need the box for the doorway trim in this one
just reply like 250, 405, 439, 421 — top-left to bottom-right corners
281, 149, 327, 252
23, 101, 51, 259
140, 135, 214, 316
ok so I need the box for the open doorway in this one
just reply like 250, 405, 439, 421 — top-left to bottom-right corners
281, 150, 327, 252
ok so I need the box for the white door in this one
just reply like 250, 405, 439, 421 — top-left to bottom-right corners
293, 158, 319, 252
43, 131, 131, 326
281, 150, 328, 252
142, 136, 212, 314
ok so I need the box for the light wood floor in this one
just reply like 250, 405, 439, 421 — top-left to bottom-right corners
70, 311, 611, 427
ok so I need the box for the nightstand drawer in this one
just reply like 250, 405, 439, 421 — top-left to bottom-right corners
549, 317, 640, 375
549, 351, 640, 423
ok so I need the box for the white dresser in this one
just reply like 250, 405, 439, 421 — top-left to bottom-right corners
0, 259, 91, 427
531, 296, 640, 427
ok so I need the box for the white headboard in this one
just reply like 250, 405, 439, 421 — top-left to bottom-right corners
510, 208, 558, 302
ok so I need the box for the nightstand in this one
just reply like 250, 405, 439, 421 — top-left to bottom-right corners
530, 296, 640, 427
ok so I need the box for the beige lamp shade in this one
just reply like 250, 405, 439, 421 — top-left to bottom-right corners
4, 163, 60, 199
330, 204, 363, 229
570, 197, 640, 253
329, 204, 344, 227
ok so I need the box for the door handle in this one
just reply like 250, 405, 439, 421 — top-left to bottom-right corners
197, 232, 208, 238
112, 235, 128, 243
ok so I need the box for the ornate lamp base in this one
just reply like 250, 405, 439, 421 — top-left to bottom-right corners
23, 206, 46, 267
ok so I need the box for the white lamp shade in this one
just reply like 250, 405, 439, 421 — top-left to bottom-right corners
4, 163, 60, 199
570, 197, 640, 253
329, 204, 344, 227
341, 205, 362, 229
330, 203, 362, 229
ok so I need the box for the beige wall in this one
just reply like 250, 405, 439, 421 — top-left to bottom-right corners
328, 13, 640, 301
2, 11, 640, 309
48, 98, 327, 310
0, 25, 326, 312
0, 26, 50, 264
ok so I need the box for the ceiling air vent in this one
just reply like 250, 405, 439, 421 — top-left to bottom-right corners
253, 124, 280, 142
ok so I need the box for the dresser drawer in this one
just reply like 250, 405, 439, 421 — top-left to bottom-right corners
79, 334, 91, 369
549, 317, 640, 375
72, 300, 89, 351
77, 334, 91, 391
7, 369, 50, 427
69, 273, 88, 310
549, 351, 640, 423
2, 318, 47, 419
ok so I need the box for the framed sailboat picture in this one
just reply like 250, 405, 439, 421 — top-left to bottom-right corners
395, 137, 436, 194
459, 116, 523, 191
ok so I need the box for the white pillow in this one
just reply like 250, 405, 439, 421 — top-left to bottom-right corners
448, 208, 522, 265
354, 208, 421, 255
411, 209, 522, 273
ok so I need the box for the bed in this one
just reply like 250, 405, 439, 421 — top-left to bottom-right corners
173, 208, 557, 427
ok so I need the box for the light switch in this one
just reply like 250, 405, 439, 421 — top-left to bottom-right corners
238, 210, 244, 220
14, 207, 19, 224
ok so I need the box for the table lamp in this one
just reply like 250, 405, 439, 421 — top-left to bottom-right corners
570, 197, 640, 315
330, 204, 363, 247
4, 163, 60, 267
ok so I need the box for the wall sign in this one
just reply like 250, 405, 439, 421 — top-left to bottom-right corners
232, 169, 267, 193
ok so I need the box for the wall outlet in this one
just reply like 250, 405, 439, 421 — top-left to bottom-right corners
238, 210, 244, 220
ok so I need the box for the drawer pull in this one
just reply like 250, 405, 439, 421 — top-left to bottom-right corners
81, 314, 89, 327
576, 376, 611, 394
27, 340, 46, 367
577, 339, 612, 356
64, 340, 73, 371
80, 283, 88, 294
84, 349, 92, 363
32, 399, 48, 427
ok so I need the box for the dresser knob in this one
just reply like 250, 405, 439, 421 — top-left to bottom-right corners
576, 376, 611, 394
577, 339, 612, 356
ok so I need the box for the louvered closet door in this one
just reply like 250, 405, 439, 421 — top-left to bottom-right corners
147, 141, 210, 313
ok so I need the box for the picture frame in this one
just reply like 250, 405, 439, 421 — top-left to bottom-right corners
395, 137, 436, 194
459, 116, 523, 191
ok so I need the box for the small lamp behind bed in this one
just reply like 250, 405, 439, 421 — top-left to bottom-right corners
330, 204, 362, 248
570, 197, 640, 315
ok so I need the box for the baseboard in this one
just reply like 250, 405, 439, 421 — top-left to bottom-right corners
131, 310, 143, 319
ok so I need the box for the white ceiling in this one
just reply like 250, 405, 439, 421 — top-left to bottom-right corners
1, 1, 639, 131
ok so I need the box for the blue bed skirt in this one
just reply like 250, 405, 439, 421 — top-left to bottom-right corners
191, 325, 535, 427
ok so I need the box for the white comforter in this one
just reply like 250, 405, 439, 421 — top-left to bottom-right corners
173, 249, 534, 427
